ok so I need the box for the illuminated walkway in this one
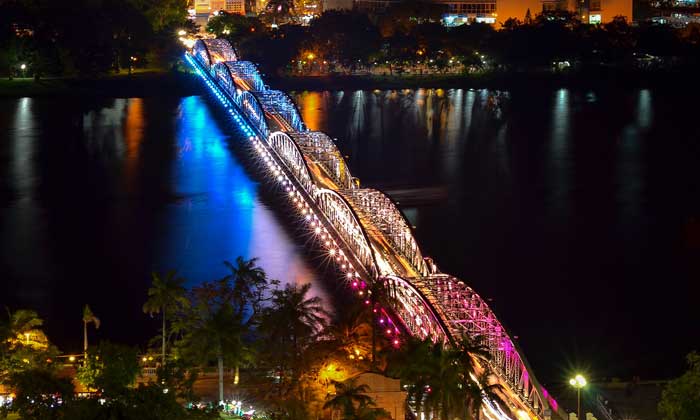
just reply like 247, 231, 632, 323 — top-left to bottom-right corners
186, 39, 562, 420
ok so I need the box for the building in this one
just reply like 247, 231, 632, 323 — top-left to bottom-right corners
355, 0, 632, 26
194, 0, 246, 17
322, 0, 354, 11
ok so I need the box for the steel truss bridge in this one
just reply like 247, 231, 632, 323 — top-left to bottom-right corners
187, 38, 563, 420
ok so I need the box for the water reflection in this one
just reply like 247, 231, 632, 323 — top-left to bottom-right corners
292, 88, 700, 382
157, 96, 324, 299
0, 95, 325, 349
548, 89, 571, 219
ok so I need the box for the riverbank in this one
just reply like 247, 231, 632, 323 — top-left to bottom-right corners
0, 70, 203, 98
271, 68, 700, 91
3, 65, 699, 98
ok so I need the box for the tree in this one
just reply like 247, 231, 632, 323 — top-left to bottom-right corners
323, 304, 373, 364
0, 309, 56, 385
143, 270, 189, 366
76, 341, 141, 396
82, 305, 100, 356
207, 12, 265, 40
385, 337, 492, 420
323, 379, 374, 419
7, 368, 74, 420
464, 371, 505, 420
258, 283, 329, 389
659, 351, 700, 420
174, 259, 269, 403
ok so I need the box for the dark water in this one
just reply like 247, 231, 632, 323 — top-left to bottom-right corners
1, 96, 324, 354
2, 89, 699, 385
290, 88, 700, 383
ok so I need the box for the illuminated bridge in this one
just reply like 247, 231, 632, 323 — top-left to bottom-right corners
187, 38, 564, 420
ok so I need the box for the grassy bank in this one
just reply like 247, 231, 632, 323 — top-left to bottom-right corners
0, 70, 203, 98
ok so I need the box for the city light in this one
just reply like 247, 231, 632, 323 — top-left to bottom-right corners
569, 374, 587, 420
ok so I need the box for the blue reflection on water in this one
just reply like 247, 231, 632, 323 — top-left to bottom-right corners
155, 96, 321, 300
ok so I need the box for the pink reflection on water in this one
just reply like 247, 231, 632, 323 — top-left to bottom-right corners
249, 202, 330, 309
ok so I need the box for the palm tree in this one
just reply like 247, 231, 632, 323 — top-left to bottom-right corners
455, 334, 492, 376
464, 371, 506, 420
323, 379, 374, 419
384, 338, 435, 415
323, 305, 372, 361
223, 258, 269, 384
2, 309, 43, 341
175, 273, 262, 403
82, 305, 100, 356
258, 283, 329, 393
183, 303, 247, 403
143, 271, 189, 367
224, 257, 269, 320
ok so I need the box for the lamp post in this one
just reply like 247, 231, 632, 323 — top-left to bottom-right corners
569, 374, 586, 420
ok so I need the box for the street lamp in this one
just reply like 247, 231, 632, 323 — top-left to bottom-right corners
569, 374, 586, 420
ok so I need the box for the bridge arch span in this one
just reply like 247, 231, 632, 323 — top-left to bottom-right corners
314, 188, 379, 279
382, 275, 449, 343
239, 91, 269, 137
253, 90, 307, 133
192, 39, 237, 69
287, 131, 356, 190
343, 189, 429, 276
416, 274, 551, 416
222, 61, 266, 92
268, 132, 315, 194
212, 62, 238, 103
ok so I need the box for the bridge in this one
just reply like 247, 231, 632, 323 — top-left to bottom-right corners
186, 38, 563, 420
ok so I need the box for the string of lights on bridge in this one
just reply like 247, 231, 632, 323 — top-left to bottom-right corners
184, 52, 405, 348
183, 39, 560, 420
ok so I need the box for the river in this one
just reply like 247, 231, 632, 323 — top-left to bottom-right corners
1, 88, 698, 384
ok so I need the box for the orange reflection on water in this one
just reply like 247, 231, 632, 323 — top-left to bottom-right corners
124, 98, 144, 188
298, 91, 322, 131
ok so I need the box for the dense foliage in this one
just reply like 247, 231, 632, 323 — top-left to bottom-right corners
4, 257, 697, 419
208, 9, 700, 77
0, 0, 190, 77
658, 352, 700, 420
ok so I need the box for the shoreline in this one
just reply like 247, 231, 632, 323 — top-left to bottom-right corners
1, 67, 698, 98
0, 71, 203, 98
271, 69, 700, 92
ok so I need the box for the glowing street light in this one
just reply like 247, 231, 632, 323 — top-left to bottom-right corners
178, 29, 187, 36
569, 374, 586, 420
